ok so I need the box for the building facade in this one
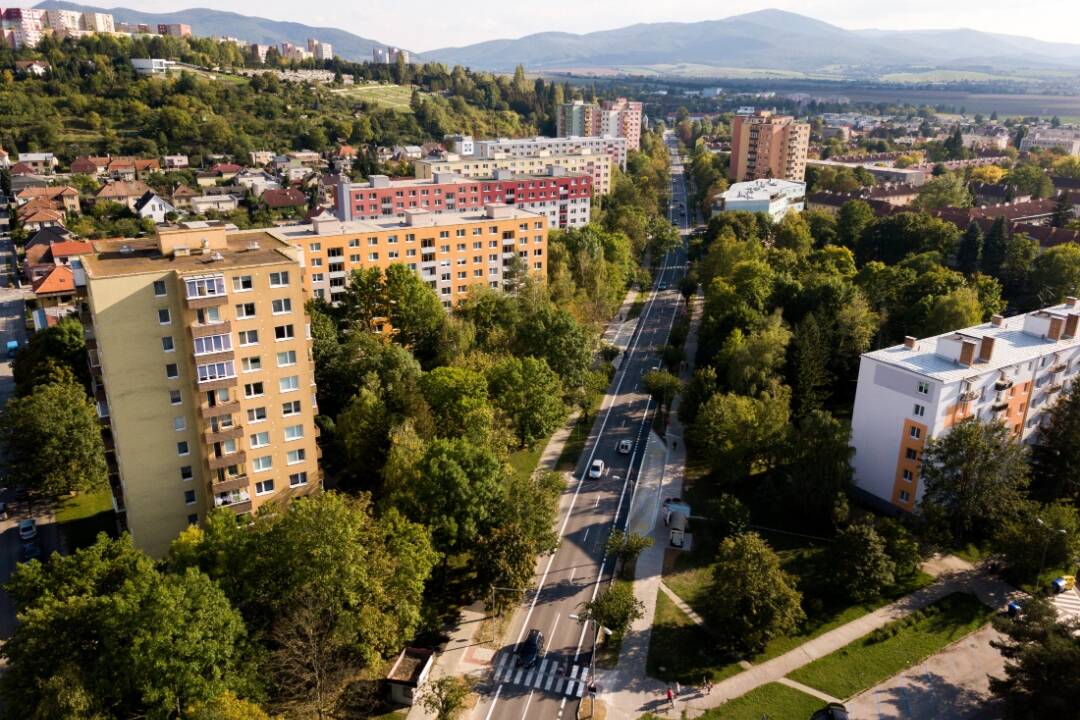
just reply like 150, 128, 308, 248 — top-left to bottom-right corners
471, 135, 627, 171
82, 222, 321, 556
270, 205, 547, 308
1020, 128, 1080, 156
713, 179, 805, 222
851, 301, 1080, 513
157, 23, 192, 37
415, 151, 613, 196
334, 170, 591, 229
556, 98, 643, 151
729, 111, 811, 183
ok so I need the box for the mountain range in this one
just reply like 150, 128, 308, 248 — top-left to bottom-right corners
31, 4, 1080, 77
35, 0, 406, 61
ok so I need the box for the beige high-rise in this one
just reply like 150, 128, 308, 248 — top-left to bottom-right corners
83, 222, 321, 557
729, 111, 810, 183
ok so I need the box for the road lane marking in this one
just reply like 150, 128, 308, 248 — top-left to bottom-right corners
519, 689, 535, 720
593, 496, 600, 508
482, 683, 503, 720
568, 567, 576, 583
582, 528, 589, 543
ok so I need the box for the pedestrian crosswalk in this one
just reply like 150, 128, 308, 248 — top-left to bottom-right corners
490, 653, 591, 698
1051, 587, 1080, 621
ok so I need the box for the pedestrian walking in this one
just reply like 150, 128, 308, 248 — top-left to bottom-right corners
675, 681, 681, 696
666, 685, 674, 709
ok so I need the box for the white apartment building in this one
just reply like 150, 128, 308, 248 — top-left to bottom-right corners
82, 12, 115, 33
415, 151, 614, 196
1020, 128, 1080, 156
472, 136, 628, 171
851, 301, 1080, 512
713, 179, 805, 222
131, 58, 177, 76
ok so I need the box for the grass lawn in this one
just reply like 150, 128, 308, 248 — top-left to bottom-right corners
646, 590, 743, 683
695, 682, 825, 720
787, 592, 995, 700
54, 487, 117, 550
507, 442, 546, 484
336, 83, 419, 111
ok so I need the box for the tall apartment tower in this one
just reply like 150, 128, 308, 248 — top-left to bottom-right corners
556, 98, 643, 151
729, 111, 810, 183
83, 222, 321, 557
851, 300, 1080, 513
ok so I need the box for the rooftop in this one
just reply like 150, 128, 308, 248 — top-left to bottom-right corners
274, 205, 543, 240
865, 301, 1080, 383
721, 178, 805, 202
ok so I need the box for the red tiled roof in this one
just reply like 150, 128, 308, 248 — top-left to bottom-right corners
262, 188, 307, 208
20, 207, 64, 224
49, 240, 94, 257
70, 158, 101, 174
96, 181, 151, 199
17, 186, 77, 200
31, 266, 75, 295
10, 162, 34, 175
211, 163, 243, 174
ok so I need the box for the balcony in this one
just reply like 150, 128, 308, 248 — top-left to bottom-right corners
213, 489, 252, 512
204, 425, 243, 444
1051, 363, 1068, 374
209, 474, 249, 494
198, 375, 238, 392
193, 349, 235, 365
991, 401, 1009, 412
208, 449, 246, 471
959, 390, 979, 402
1046, 383, 1063, 395
186, 294, 228, 309
199, 400, 241, 419
190, 320, 231, 338
995, 379, 1013, 391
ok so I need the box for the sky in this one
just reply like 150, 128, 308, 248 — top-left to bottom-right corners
84, 0, 1080, 51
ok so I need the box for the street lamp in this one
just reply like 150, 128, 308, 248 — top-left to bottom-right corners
1035, 517, 1068, 592
569, 611, 613, 687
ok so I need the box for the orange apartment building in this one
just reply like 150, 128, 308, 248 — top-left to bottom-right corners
729, 110, 811, 183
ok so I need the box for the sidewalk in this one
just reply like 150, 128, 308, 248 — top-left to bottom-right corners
405, 288, 644, 720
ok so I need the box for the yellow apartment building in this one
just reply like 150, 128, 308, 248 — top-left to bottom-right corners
414, 152, 614, 196
82, 221, 321, 557
270, 204, 548, 308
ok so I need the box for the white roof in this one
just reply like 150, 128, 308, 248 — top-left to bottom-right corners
721, 179, 805, 203
865, 302, 1080, 384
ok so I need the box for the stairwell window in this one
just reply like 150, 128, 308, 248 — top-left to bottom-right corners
910, 426, 922, 439
913, 404, 925, 417
279, 376, 299, 393
917, 381, 930, 395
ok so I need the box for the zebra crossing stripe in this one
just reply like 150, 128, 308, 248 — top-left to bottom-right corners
524, 667, 537, 686
512, 668, 524, 685
544, 670, 556, 692
492, 653, 509, 682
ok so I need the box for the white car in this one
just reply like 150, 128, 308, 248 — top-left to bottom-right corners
588, 459, 605, 479
18, 518, 37, 541
617, 439, 633, 454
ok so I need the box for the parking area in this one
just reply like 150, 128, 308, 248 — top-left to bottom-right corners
844, 624, 1005, 720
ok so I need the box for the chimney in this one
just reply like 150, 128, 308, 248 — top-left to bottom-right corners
978, 336, 995, 363
1049, 317, 1064, 341
1066, 314, 1079, 339
903, 336, 917, 349
991, 314, 1005, 327
959, 340, 976, 367
1067, 296, 1078, 308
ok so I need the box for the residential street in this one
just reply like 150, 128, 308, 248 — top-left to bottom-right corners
473, 132, 692, 720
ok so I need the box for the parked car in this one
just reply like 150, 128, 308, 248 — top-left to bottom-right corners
811, 703, 849, 720
6, 339, 18, 359
617, 439, 633, 454
588, 459, 605, 479
18, 518, 37, 541
20, 541, 41, 562
518, 629, 544, 667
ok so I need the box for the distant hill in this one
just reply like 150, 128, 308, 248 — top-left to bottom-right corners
425, 9, 1080, 74
34, 0, 411, 62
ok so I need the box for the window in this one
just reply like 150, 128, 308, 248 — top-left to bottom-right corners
184, 490, 196, 505
269, 271, 289, 287
274, 324, 295, 341
272, 298, 292, 314
153, 279, 167, 296
287, 448, 306, 465
310, 242, 321, 251
247, 407, 267, 423
194, 333, 231, 355
242, 356, 262, 373
236, 302, 256, 319
177, 441, 190, 456
909, 426, 922, 439
289, 471, 308, 487
238, 329, 259, 346
173, 416, 186, 432
165, 363, 179, 379
158, 308, 171, 325
187, 513, 198, 525
185, 275, 225, 299
244, 382, 265, 398
161, 336, 175, 352
913, 403, 925, 417
170, 389, 182, 405
255, 479, 275, 495
282, 400, 301, 416
197, 306, 222, 325
284, 424, 304, 441
180, 465, 193, 481
899, 490, 911, 502
252, 456, 272, 472
220, 439, 237, 455
279, 376, 299, 393
197, 361, 235, 383
905, 447, 917, 460
277, 350, 297, 367
917, 381, 930, 395
249, 431, 270, 448
233, 275, 253, 292
902, 469, 914, 482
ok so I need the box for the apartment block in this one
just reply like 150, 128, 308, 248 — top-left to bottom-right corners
472, 136, 627, 171
1020, 128, 1080, 156
729, 110, 811, 183
1, 8, 44, 49
851, 301, 1080, 512
157, 23, 192, 38
334, 169, 591, 229
270, 205, 547, 308
714, 179, 805, 222
415, 152, 613, 196
82, 222, 321, 557
373, 46, 410, 64
81, 11, 114, 33
556, 98, 643, 151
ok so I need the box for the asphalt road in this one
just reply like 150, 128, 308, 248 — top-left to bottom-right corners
476, 132, 694, 720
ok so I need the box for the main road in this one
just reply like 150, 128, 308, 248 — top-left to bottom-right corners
475, 132, 694, 720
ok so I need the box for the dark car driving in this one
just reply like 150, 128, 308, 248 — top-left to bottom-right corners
518, 629, 544, 667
